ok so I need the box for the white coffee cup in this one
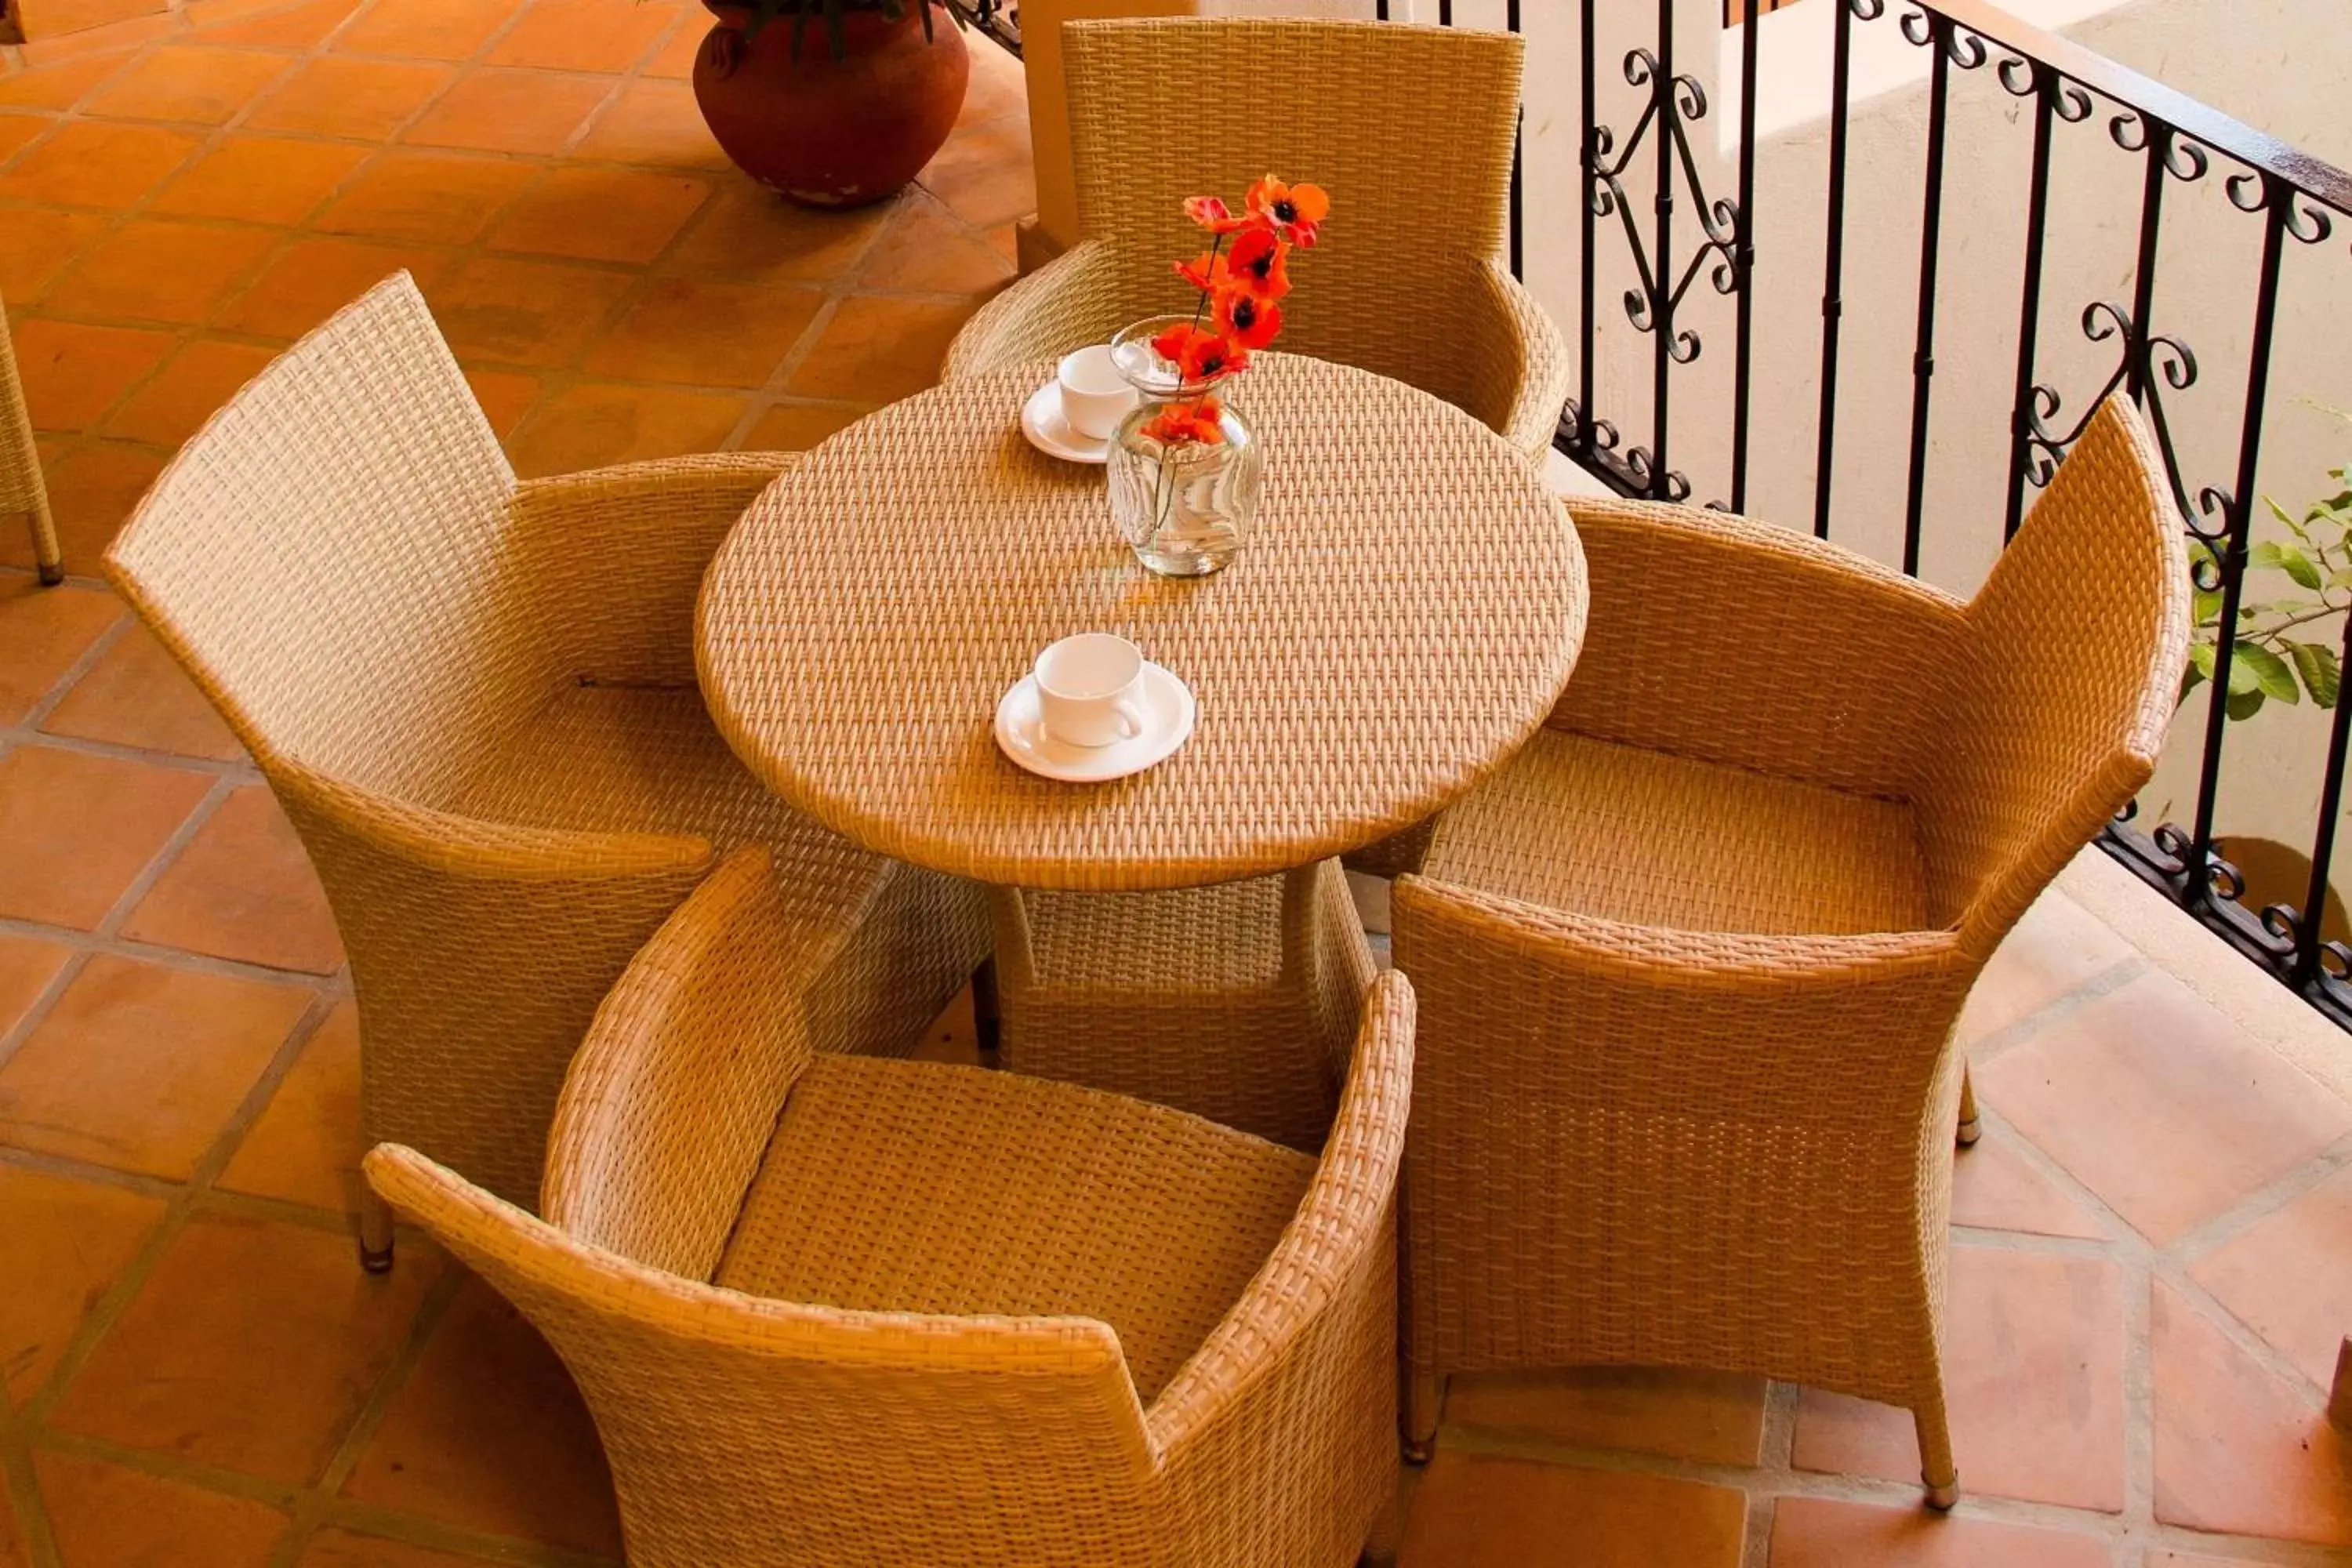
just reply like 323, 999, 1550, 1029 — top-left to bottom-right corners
1055, 344, 1138, 441
1035, 632, 1148, 748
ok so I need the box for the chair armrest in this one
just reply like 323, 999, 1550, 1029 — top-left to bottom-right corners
1459, 259, 1573, 463
941, 239, 1131, 381
1552, 496, 1968, 797
1145, 971, 1414, 1555
543, 844, 855, 1280
510, 452, 795, 688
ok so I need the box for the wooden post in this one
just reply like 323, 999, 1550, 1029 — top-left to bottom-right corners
2331, 1336, 2352, 1432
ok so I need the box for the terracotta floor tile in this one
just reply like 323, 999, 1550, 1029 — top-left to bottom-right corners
1767, 1497, 2109, 1566
45, 218, 278, 325
1399, 1453, 1744, 1568
0, 119, 198, 205
663, 180, 891, 285
1947, 1126, 2108, 1240
0, 207, 110, 300
2151, 1279, 2352, 1545
315, 149, 538, 244
785, 292, 975, 403
123, 782, 343, 974
18, 12, 176, 64
0, 929, 73, 1036
2142, 1554, 2279, 1568
0, 1161, 164, 1401
11, 441, 169, 568
245, 56, 452, 140
190, 0, 360, 48
485, 0, 671, 72
50, 1212, 441, 1483
100, 338, 278, 448
582, 277, 821, 387
41, 619, 245, 760
858, 190, 1016, 296
18, 0, 165, 42
0, 951, 310, 1178
956, 42, 1026, 129
0, 1486, 22, 1568
1980, 971, 2352, 1243
0, 114, 49, 163
34, 1450, 289, 1566
342, 1275, 622, 1555
401, 67, 608, 155
78, 43, 291, 125
506, 380, 746, 478
742, 398, 868, 451
294, 1530, 506, 1567
425, 255, 632, 367
333, 0, 514, 60
574, 76, 727, 170
218, 998, 359, 1212
1957, 889, 2138, 1045
148, 135, 372, 225
0, 743, 210, 928
1791, 1245, 2127, 1511
914, 118, 1034, 229
2190, 1161, 2352, 1392
0, 53, 132, 111
0, 575, 121, 724
487, 165, 710, 263
1444, 1367, 1766, 1466
215, 238, 451, 339
460, 365, 542, 436
9, 318, 176, 431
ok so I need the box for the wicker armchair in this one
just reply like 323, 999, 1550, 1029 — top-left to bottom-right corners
2, 298, 61, 584
1392, 394, 2190, 1508
943, 17, 1568, 464
366, 844, 1415, 1568
104, 273, 990, 1267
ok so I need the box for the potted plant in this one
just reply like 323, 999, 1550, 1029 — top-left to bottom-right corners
695, 0, 970, 208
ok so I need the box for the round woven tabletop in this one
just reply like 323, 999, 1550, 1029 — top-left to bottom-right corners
697, 354, 1587, 892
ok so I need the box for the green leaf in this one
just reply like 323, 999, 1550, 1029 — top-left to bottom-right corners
2187, 641, 2217, 680
2292, 641, 2343, 709
2227, 686, 2269, 721
2193, 586, 2224, 626
2251, 539, 2325, 590
2236, 640, 2300, 702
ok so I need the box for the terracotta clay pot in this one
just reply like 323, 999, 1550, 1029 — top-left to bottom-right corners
694, 3, 970, 208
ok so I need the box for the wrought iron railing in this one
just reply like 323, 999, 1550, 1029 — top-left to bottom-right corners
1388, 0, 2352, 1025
943, 0, 1020, 54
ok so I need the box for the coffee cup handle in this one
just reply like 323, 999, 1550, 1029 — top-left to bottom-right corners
1114, 697, 1147, 740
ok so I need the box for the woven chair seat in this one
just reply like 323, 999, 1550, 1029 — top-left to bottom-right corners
720, 1054, 1312, 1400
452, 685, 879, 894
1425, 729, 1929, 937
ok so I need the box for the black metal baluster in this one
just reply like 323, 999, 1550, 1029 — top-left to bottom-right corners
1650, 0, 1675, 495
1376, 0, 1388, 19
1811, 0, 1857, 539
2002, 64, 2058, 541
1508, 0, 1523, 281
1439, 0, 1452, 24
2124, 122, 2169, 403
1900, 15, 1956, 575
1730, 0, 1759, 511
2185, 180, 2290, 898
2294, 608, 2352, 989
1577, 0, 1597, 462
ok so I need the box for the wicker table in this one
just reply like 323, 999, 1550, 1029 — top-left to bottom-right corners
699, 354, 1587, 1145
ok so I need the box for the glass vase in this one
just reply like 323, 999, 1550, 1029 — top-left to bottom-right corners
1104, 315, 1264, 577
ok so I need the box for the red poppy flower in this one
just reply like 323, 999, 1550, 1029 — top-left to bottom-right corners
1223, 227, 1292, 302
1182, 194, 1262, 236
1245, 176, 1330, 248
1213, 288, 1282, 350
1149, 322, 1248, 384
1141, 395, 1226, 446
1174, 250, 1232, 294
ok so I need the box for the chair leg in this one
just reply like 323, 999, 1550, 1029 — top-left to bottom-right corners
24, 507, 61, 586
1359, 1487, 1402, 1568
358, 1188, 395, 1274
971, 957, 1000, 1053
1914, 1402, 1959, 1510
1955, 1064, 1981, 1148
1403, 1370, 1440, 1465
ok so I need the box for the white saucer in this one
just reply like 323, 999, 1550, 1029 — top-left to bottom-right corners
1020, 380, 1112, 465
994, 661, 1196, 782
